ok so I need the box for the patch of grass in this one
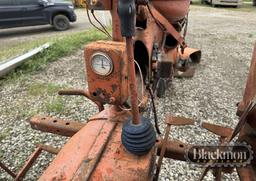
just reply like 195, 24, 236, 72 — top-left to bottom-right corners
45, 97, 65, 113
28, 83, 64, 96
19, 109, 39, 119
1, 29, 107, 82
0, 133, 6, 142
28, 83, 66, 113
0, 39, 49, 63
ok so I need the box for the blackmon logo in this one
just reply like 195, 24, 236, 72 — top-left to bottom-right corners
185, 142, 253, 167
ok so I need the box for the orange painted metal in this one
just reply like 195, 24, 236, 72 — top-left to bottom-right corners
147, 4, 187, 48
238, 44, 256, 129
126, 37, 141, 125
14, 144, 59, 181
151, 0, 190, 24
39, 117, 115, 180
135, 13, 164, 84
156, 139, 191, 161
84, 41, 129, 105
165, 116, 194, 126
39, 107, 155, 180
135, 7, 164, 83
29, 116, 85, 137
201, 122, 233, 138
2, 0, 209, 180
135, 8, 164, 60
111, 0, 123, 42
58, 89, 104, 111
179, 47, 202, 63
89, 123, 155, 181
220, 45, 256, 179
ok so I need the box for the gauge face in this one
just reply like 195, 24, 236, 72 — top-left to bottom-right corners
91, 52, 113, 76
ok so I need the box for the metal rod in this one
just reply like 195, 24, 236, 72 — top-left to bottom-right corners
29, 115, 85, 137
15, 147, 42, 180
0, 161, 16, 178
58, 89, 104, 111
38, 144, 60, 155
14, 144, 59, 180
154, 124, 171, 180
126, 37, 141, 125
111, 0, 123, 41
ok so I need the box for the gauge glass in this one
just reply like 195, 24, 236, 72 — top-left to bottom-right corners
91, 53, 113, 76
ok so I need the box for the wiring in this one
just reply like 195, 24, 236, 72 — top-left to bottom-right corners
91, 10, 112, 38
119, 59, 145, 111
85, 4, 111, 38
147, 86, 161, 135
134, 59, 145, 97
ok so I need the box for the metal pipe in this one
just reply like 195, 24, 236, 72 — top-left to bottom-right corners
29, 115, 85, 137
58, 89, 104, 111
0, 43, 50, 78
15, 147, 42, 180
126, 37, 141, 125
155, 125, 171, 180
111, 0, 123, 41
14, 144, 59, 180
38, 144, 60, 155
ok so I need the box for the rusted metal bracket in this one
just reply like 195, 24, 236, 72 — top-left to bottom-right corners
156, 139, 191, 161
154, 116, 195, 180
165, 116, 195, 126
199, 122, 235, 181
29, 116, 85, 137
0, 161, 16, 178
201, 122, 233, 139
1, 144, 59, 181
147, 4, 187, 49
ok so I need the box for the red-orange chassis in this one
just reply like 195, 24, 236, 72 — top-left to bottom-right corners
1, 0, 256, 180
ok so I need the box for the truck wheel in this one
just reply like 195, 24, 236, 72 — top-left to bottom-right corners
53, 15, 70, 31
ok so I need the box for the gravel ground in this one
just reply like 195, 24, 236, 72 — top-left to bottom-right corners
1, 5, 256, 181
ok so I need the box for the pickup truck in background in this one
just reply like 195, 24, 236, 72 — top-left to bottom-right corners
0, 0, 77, 31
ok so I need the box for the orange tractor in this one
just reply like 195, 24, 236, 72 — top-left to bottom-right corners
1, 0, 256, 180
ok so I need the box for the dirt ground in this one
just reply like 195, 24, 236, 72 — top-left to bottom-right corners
0, 5, 256, 181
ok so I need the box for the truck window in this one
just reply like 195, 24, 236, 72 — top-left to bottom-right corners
18, 0, 39, 5
0, 0, 14, 5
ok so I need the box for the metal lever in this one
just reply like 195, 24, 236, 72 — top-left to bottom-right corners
58, 89, 104, 111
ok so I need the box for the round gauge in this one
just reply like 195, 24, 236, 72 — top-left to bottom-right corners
91, 52, 113, 76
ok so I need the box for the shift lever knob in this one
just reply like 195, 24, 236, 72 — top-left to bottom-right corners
117, 0, 136, 37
